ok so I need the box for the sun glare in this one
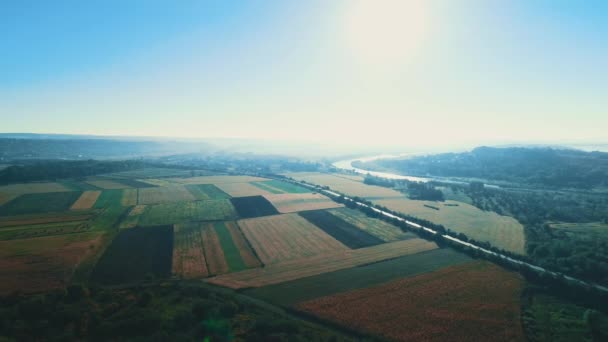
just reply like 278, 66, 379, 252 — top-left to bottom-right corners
343, 0, 429, 67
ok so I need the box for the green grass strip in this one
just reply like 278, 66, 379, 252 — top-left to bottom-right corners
93, 189, 124, 209
213, 222, 247, 272
259, 180, 310, 194
250, 181, 283, 194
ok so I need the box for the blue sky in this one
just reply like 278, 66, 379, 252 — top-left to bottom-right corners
1, 0, 606, 149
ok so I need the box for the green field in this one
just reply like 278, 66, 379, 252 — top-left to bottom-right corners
93, 189, 125, 208
214, 221, 247, 272
253, 180, 311, 194
138, 200, 238, 226
327, 207, 414, 242
101, 167, 204, 179
185, 184, 231, 200
245, 248, 471, 306
0, 191, 82, 216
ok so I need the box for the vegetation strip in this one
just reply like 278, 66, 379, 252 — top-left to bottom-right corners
0, 191, 82, 216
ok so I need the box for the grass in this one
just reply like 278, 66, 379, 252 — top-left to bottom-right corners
185, 184, 230, 200
230, 196, 279, 218
259, 180, 310, 193
60, 180, 102, 191
138, 200, 238, 226
90, 225, 174, 285
214, 221, 247, 272
285, 172, 403, 198
246, 248, 471, 306
0, 182, 72, 195
106, 178, 157, 188
0, 191, 82, 216
299, 210, 384, 249
297, 261, 525, 342
0, 211, 94, 228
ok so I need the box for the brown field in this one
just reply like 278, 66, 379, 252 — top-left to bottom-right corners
263, 193, 343, 213
225, 221, 261, 268
70, 191, 102, 210
375, 198, 526, 254
0, 232, 104, 294
238, 214, 348, 265
207, 238, 437, 289
297, 261, 524, 342
170, 175, 269, 185
0, 182, 72, 195
215, 182, 273, 197
285, 172, 403, 198
120, 188, 138, 206
327, 207, 411, 242
201, 224, 229, 275
85, 179, 131, 190
137, 185, 195, 205
0, 212, 94, 228
172, 223, 209, 279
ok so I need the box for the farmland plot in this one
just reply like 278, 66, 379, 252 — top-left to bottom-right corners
247, 248, 471, 306
201, 223, 229, 275
118, 205, 146, 229
120, 188, 138, 206
185, 184, 230, 200
0, 192, 82, 216
90, 225, 174, 285
93, 189, 124, 208
0, 211, 94, 228
0, 182, 72, 195
263, 193, 342, 213
254, 180, 311, 194
299, 210, 384, 249
137, 185, 195, 205
172, 223, 209, 278
107, 178, 157, 188
138, 200, 237, 226
375, 198, 526, 254
327, 207, 411, 242
297, 261, 525, 342
207, 238, 437, 289
103, 167, 199, 179
0, 220, 91, 240
86, 179, 132, 190
70, 190, 102, 210
0, 232, 104, 294
230, 196, 279, 218
214, 221, 260, 271
215, 182, 274, 197
60, 180, 102, 191
0, 193, 17, 205
285, 172, 403, 198
170, 175, 269, 185
238, 214, 347, 265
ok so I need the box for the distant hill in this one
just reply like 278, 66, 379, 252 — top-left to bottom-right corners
0, 136, 212, 161
357, 146, 608, 189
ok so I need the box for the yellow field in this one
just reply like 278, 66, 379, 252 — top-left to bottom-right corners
118, 205, 146, 229
170, 175, 269, 185
0, 182, 72, 195
238, 213, 348, 265
328, 207, 410, 242
215, 182, 273, 197
138, 178, 177, 187
85, 179, 131, 190
375, 198, 526, 254
285, 172, 403, 198
137, 185, 195, 205
120, 188, 138, 206
70, 191, 102, 210
207, 238, 438, 289
263, 193, 343, 213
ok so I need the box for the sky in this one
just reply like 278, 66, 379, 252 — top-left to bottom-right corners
1, 0, 607, 150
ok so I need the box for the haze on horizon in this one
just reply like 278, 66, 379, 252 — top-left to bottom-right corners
1, 0, 607, 149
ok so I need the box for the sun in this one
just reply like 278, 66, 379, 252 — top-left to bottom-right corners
343, 0, 430, 67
